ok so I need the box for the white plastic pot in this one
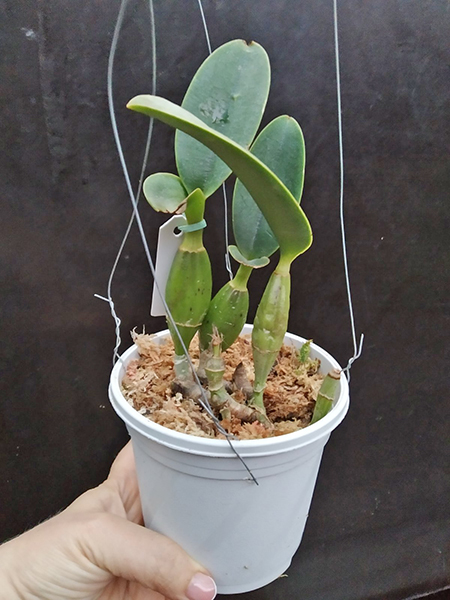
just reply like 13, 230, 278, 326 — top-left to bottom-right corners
109, 325, 349, 595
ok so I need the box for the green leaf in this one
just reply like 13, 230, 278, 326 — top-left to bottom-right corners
127, 95, 312, 261
228, 245, 269, 268
143, 173, 188, 213
175, 39, 270, 198
233, 115, 305, 260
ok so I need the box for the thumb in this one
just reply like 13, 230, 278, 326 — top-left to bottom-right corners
79, 513, 217, 600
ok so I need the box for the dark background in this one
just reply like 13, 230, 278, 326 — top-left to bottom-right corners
1, 1, 449, 598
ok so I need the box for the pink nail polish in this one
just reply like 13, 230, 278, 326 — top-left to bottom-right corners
186, 572, 217, 600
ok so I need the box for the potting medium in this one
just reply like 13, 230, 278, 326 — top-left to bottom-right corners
109, 325, 349, 594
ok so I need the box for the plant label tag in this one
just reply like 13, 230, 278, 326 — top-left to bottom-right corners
151, 214, 186, 317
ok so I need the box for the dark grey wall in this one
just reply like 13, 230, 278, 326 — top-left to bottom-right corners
1, 1, 449, 599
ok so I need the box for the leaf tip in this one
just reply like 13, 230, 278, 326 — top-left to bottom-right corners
126, 97, 138, 110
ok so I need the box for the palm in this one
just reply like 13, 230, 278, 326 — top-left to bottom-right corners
1, 443, 209, 600
63, 443, 168, 599
17, 444, 163, 600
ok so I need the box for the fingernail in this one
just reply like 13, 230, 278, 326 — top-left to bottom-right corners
186, 572, 217, 600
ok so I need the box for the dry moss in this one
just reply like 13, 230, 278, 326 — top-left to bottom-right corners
121, 331, 324, 440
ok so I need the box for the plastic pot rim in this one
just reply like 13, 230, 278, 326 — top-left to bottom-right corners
109, 326, 350, 458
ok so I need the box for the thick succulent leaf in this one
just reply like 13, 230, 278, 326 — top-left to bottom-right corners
175, 39, 270, 198
127, 95, 312, 261
233, 115, 305, 260
228, 245, 269, 268
143, 173, 188, 214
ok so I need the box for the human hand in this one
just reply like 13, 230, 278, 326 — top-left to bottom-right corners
0, 442, 217, 600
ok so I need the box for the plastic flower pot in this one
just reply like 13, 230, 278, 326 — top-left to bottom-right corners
109, 324, 349, 594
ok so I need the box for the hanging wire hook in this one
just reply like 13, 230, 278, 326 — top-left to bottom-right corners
333, 0, 364, 381
95, 0, 156, 366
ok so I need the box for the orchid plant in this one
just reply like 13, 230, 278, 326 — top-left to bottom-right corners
127, 40, 339, 427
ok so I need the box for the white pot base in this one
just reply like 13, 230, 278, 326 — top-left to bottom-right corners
109, 326, 349, 593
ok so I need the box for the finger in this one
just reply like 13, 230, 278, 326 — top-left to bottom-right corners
79, 512, 217, 600
65, 443, 143, 524
109, 441, 135, 483
108, 441, 143, 523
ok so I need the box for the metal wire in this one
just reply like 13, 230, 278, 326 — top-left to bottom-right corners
102, 0, 257, 483
95, 0, 157, 365
333, 0, 364, 381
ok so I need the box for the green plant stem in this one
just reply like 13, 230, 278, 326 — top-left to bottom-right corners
311, 369, 340, 424
199, 264, 252, 353
173, 353, 193, 381
204, 341, 237, 410
166, 189, 211, 360
204, 332, 272, 427
251, 256, 292, 411
205, 342, 225, 395
234, 264, 252, 288
181, 188, 205, 250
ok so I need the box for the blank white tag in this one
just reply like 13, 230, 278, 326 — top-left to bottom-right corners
151, 214, 186, 317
